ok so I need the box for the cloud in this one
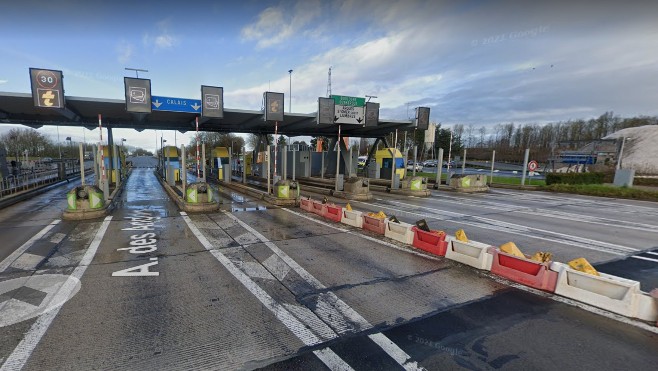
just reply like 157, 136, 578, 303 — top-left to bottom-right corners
241, 0, 322, 49
0, 79, 7, 84
143, 18, 179, 50
116, 40, 133, 64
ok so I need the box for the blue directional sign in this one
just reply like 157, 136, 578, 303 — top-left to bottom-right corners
151, 95, 202, 113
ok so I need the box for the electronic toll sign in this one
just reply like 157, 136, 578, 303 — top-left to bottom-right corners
124, 77, 152, 113
201, 85, 224, 118
29, 68, 65, 109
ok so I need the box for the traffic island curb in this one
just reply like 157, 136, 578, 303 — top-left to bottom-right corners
156, 172, 220, 213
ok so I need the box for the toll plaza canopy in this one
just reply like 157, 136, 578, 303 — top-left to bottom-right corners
0, 92, 416, 138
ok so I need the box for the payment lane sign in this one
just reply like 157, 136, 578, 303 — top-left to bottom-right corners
264, 92, 284, 122
332, 95, 365, 125
415, 107, 430, 130
124, 77, 152, 113
201, 85, 224, 118
317, 97, 335, 124
29, 68, 65, 109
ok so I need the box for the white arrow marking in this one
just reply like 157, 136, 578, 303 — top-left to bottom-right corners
152, 99, 162, 108
191, 103, 201, 111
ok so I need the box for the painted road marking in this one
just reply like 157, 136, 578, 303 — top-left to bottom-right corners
0, 274, 81, 328
226, 211, 425, 371
427, 193, 658, 233
179, 212, 353, 371
1, 216, 112, 371
631, 256, 658, 263
645, 251, 658, 256
364, 200, 636, 256
112, 210, 161, 277
0, 220, 60, 273
284, 208, 658, 336
8, 253, 43, 271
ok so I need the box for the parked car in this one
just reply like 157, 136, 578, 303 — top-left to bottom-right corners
443, 160, 455, 167
406, 160, 422, 171
422, 160, 438, 167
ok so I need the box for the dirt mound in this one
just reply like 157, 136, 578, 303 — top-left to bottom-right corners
604, 125, 658, 174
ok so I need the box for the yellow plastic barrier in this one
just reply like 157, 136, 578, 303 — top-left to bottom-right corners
500, 242, 525, 258
530, 252, 553, 263
455, 229, 469, 242
568, 258, 600, 276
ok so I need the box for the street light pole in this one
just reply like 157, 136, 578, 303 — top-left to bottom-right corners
288, 69, 293, 113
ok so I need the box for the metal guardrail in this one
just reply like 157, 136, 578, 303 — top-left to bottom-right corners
0, 164, 90, 198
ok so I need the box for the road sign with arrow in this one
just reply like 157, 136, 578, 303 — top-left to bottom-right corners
151, 95, 202, 113
331, 95, 365, 125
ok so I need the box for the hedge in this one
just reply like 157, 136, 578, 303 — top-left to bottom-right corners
545, 172, 605, 185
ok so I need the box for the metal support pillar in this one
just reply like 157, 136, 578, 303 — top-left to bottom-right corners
202, 143, 207, 182
181, 145, 187, 196
79, 143, 85, 185
521, 148, 530, 186
490, 150, 496, 185
266, 145, 271, 194
242, 146, 247, 184
436, 148, 443, 185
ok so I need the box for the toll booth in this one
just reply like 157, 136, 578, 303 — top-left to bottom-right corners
161, 146, 181, 182
212, 147, 230, 181
375, 148, 405, 180
99, 146, 125, 183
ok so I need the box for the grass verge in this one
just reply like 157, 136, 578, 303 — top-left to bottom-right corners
540, 184, 658, 201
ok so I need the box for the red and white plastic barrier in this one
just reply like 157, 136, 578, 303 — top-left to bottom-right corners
445, 239, 494, 271
362, 214, 386, 235
411, 227, 448, 256
324, 204, 342, 222
341, 209, 363, 228
550, 262, 658, 321
384, 219, 414, 244
489, 248, 558, 292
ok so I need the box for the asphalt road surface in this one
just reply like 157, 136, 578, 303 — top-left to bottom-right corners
1, 167, 657, 370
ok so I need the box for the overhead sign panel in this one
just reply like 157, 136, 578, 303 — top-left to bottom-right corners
29, 68, 65, 109
124, 77, 152, 114
424, 123, 436, 143
317, 97, 335, 124
264, 92, 284, 121
416, 107, 430, 130
151, 95, 201, 113
365, 102, 379, 127
201, 85, 224, 118
331, 95, 365, 107
331, 95, 365, 125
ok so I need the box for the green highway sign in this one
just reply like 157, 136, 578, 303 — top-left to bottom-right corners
331, 95, 365, 107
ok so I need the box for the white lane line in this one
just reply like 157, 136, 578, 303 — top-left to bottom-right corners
645, 252, 658, 256
1, 216, 112, 371
179, 212, 350, 370
312, 348, 355, 371
424, 195, 658, 233
631, 256, 658, 263
226, 211, 425, 371
0, 220, 61, 273
485, 273, 658, 335
368, 332, 423, 371
284, 208, 658, 337
363, 200, 635, 256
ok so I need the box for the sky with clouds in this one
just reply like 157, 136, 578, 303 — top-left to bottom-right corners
1, 0, 657, 152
